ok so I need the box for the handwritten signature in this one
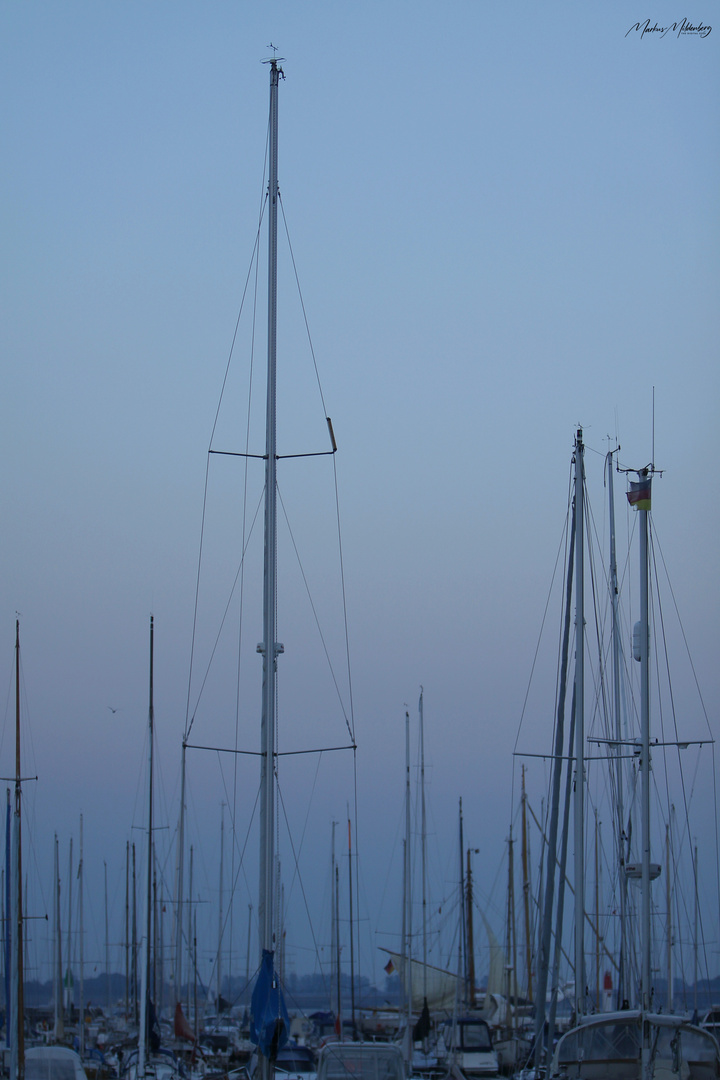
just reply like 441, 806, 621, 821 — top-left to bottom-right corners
626, 17, 712, 38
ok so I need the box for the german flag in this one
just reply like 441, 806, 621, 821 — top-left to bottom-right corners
627, 477, 652, 511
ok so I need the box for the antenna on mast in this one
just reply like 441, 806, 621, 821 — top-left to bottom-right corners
262, 44, 286, 69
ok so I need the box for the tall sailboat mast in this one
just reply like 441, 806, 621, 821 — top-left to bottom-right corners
606, 449, 628, 1007
79, 816, 85, 1057
258, 54, 283, 966
419, 689, 428, 1013
12, 619, 25, 1080
138, 614, 155, 1074
54, 835, 63, 1040
173, 742, 187, 1016
625, 462, 655, 1072
251, 55, 289, 1080
573, 428, 586, 1019
638, 475, 651, 1018
403, 710, 412, 1056
218, 802, 225, 1009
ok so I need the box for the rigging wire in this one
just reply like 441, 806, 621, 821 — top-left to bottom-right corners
185, 489, 265, 734
277, 186, 361, 989
649, 523, 715, 987
277, 484, 354, 740
511, 464, 573, 764
275, 770, 332, 996
180, 116, 360, 996
183, 201, 267, 744
278, 192, 330, 418
277, 190, 356, 744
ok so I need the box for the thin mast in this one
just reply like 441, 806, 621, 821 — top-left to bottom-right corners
594, 811, 600, 1008
174, 742, 187, 1013
404, 709, 412, 1029
458, 799, 467, 1005
402, 709, 413, 1069
348, 816, 356, 1032
218, 802, 225, 1010
139, 614, 155, 1073
79, 816, 85, 1057
520, 765, 532, 1004
245, 902, 252, 993
638, 474, 651, 1015
693, 842, 698, 1017
466, 848, 476, 1010
419, 689, 428, 1006
132, 843, 138, 1026
505, 830, 515, 1030
547, 687, 576, 1055
258, 55, 283, 965
105, 861, 110, 1014
189, 847, 195, 1040
5, 789, 10, 1056
535, 489, 575, 1070
66, 839, 73, 1016
626, 463, 655, 1073
125, 842, 129, 1022
54, 835, 63, 1040
13, 619, 25, 1080
330, 824, 336, 1022
606, 450, 627, 1007
335, 864, 342, 1039
666, 823, 672, 1012
573, 427, 586, 1020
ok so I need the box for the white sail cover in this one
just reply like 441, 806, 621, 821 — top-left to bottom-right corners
382, 950, 461, 1010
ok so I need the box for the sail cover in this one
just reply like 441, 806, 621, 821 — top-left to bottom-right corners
250, 949, 289, 1062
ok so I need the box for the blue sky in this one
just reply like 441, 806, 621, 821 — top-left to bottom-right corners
1, 2, 718, 1000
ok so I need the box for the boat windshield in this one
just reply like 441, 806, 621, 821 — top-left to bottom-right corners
276, 1054, 317, 1074
26, 1064, 80, 1080
459, 1023, 493, 1052
556, 1020, 640, 1068
654, 1026, 720, 1070
317, 1046, 404, 1080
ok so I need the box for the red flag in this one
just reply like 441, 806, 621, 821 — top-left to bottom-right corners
384, 958, 394, 975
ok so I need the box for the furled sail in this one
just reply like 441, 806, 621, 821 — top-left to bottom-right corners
381, 949, 461, 1011
478, 911, 506, 1001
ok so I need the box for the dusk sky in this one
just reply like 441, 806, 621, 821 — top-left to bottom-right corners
1, 2, 718, 1006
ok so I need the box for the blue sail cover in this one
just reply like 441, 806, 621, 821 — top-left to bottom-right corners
250, 949, 289, 1062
